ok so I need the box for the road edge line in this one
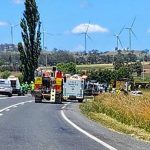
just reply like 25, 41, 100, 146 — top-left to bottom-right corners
61, 103, 117, 150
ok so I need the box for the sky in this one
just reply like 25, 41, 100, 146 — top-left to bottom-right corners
0, 0, 150, 52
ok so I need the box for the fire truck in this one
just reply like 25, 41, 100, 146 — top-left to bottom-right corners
34, 67, 63, 103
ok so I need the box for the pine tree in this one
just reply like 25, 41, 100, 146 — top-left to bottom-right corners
18, 0, 41, 83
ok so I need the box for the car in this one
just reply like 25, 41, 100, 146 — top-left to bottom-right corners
7, 75, 22, 96
130, 90, 143, 96
0, 79, 13, 97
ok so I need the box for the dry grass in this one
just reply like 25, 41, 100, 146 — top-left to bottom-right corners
77, 64, 113, 70
80, 91, 150, 141
0, 71, 22, 78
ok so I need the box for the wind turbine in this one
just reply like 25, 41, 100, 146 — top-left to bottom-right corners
81, 22, 92, 54
10, 23, 19, 45
125, 17, 136, 51
41, 24, 54, 50
114, 26, 124, 50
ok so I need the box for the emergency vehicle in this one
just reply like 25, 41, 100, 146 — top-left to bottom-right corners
34, 67, 63, 103
7, 75, 22, 96
63, 74, 84, 102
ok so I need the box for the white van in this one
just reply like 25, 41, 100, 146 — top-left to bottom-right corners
63, 75, 84, 102
7, 75, 22, 96
0, 79, 12, 97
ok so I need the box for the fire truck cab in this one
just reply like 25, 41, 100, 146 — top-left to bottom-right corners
34, 67, 63, 103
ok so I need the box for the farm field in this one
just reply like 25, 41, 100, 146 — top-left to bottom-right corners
76, 63, 113, 70
80, 91, 150, 141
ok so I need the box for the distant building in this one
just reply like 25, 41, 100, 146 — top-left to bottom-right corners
0, 44, 18, 52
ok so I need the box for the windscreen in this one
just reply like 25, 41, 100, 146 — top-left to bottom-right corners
42, 77, 51, 88
11, 80, 16, 88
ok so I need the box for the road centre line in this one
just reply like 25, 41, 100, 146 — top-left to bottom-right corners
5, 109, 10, 111
0, 100, 33, 113
0, 96, 29, 100
61, 103, 117, 150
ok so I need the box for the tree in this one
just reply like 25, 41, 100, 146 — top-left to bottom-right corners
57, 62, 76, 74
114, 50, 125, 70
18, 0, 41, 83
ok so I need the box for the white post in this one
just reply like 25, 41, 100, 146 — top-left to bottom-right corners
142, 54, 144, 81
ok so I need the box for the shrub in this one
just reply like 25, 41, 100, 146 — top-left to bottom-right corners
0, 71, 11, 79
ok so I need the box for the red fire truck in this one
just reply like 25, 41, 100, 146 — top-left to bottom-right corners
34, 67, 63, 103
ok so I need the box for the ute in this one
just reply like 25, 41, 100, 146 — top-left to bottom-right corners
34, 67, 63, 103
63, 74, 84, 103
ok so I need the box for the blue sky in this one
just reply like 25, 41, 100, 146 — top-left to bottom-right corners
0, 0, 150, 52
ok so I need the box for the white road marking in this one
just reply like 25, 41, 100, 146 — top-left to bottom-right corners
5, 109, 10, 111
12, 105, 17, 108
0, 113, 3, 116
0, 96, 29, 100
20, 102, 25, 105
61, 102, 117, 150
0, 100, 33, 114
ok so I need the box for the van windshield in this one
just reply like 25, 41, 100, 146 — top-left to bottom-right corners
10, 80, 16, 88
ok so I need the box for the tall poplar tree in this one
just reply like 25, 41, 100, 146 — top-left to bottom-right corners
18, 0, 41, 83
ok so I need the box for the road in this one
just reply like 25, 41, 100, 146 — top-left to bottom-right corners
0, 96, 149, 150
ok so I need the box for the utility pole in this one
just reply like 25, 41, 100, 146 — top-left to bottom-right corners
142, 53, 145, 81
46, 53, 47, 69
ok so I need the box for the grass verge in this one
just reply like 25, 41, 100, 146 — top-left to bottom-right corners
80, 92, 150, 141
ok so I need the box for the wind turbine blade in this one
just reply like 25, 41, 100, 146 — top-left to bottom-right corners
86, 24, 90, 33
86, 21, 90, 33
131, 29, 136, 38
119, 25, 125, 35
131, 17, 136, 28
87, 34, 92, 41
118, 37, 123, 48
14, 24, 19, 27
45, 32, 54, 36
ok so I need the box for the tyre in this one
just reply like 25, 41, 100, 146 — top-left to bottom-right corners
78, 99, 83, 103
35, 96, 42, 103
18, 92, 21, 96
8, 93, 12, 97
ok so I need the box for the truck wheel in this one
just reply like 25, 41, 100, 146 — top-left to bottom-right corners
78, 99, 83, 103
8, 93, 12, 97
18, 93, 21, 96
35, 96, 42, 103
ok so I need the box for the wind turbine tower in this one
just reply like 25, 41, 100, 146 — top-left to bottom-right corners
81, 22, 91, 54
114, 26, 124, 50
125, 17, 136, 51
10, 23, 18, 45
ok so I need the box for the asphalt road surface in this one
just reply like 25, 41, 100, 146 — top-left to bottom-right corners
0, 96, 150, 150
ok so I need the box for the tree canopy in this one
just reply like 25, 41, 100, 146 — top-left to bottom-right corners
18, 0, 41, 83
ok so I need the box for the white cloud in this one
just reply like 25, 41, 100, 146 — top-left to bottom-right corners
13, 0, 24, 4
0, 21, 9, 26
72, 23, 109, 34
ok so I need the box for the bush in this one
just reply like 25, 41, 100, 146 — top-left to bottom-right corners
0, 71, 11, 79
17, 74, 24, 84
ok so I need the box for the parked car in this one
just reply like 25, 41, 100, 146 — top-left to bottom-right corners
0, 79, 12, 97
7, 75, 22, 96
